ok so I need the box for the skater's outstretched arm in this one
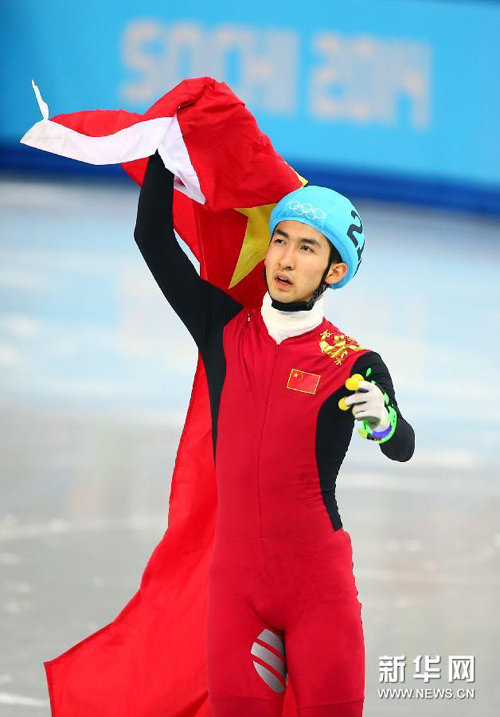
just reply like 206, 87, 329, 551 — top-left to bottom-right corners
134, 151, 244, 351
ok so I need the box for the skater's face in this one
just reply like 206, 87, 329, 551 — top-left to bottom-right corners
265, 220, 347, 304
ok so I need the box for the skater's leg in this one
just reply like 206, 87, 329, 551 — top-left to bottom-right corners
207, 572, 286, 717
298, 697, 364, 716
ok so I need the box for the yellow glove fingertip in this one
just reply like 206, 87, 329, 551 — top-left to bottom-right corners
345, 373, 363, 391
338, 397, 350, 411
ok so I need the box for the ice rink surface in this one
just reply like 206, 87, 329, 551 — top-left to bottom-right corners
1, 175, 499, 715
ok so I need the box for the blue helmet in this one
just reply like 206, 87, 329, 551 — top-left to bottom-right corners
268, 185, 365, 290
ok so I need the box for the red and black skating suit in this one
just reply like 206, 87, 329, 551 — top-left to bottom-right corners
134, 153, 415, 717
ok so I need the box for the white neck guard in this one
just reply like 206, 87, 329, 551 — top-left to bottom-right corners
260, 291, 325, 345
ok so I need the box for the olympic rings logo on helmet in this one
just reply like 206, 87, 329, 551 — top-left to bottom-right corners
286, 200, 326, 221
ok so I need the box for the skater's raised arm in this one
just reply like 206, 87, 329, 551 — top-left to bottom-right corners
134, 151, 243, 351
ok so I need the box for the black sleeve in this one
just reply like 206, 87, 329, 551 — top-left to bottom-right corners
350, 351, 415, 462
133, 151, 244, 351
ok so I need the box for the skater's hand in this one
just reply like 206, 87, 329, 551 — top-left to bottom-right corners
342, 381, 390, 431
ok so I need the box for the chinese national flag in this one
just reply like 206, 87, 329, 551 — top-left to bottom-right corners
287, 369, 321, 394
22, 77, 305, 716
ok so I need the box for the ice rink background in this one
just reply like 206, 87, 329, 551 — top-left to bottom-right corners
1, 173, 499, 715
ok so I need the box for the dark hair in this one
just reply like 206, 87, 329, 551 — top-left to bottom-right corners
317, 242, 343, 297
328, 242, 342, 267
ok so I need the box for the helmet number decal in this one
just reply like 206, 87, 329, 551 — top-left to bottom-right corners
347, 210, 364, 276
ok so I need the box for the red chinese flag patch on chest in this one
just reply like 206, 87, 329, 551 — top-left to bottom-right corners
286, 368, 321, 394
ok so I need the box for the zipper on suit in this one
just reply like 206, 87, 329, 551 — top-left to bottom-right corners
255, 343, 280, 538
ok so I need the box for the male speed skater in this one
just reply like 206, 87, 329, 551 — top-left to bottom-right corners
134, 150, 415, 716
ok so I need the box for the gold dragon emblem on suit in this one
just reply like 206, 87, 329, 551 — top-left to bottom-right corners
319, 330, 367, 366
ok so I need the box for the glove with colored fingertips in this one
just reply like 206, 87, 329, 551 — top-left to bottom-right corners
338, 370, 395, 440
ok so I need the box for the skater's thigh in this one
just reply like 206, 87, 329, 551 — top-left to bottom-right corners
207, 576, 286, 716
286, 590, 365, 711
298, 697, 364, 716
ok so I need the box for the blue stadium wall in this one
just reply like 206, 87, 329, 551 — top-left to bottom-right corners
2, 0, 499, 215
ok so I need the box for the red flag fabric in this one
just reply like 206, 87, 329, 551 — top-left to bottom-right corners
22, 77, 306, 715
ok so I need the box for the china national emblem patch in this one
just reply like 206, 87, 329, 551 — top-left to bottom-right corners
319, 330, 367, 366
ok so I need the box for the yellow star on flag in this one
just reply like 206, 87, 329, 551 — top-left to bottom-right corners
229, 168, 307, 289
